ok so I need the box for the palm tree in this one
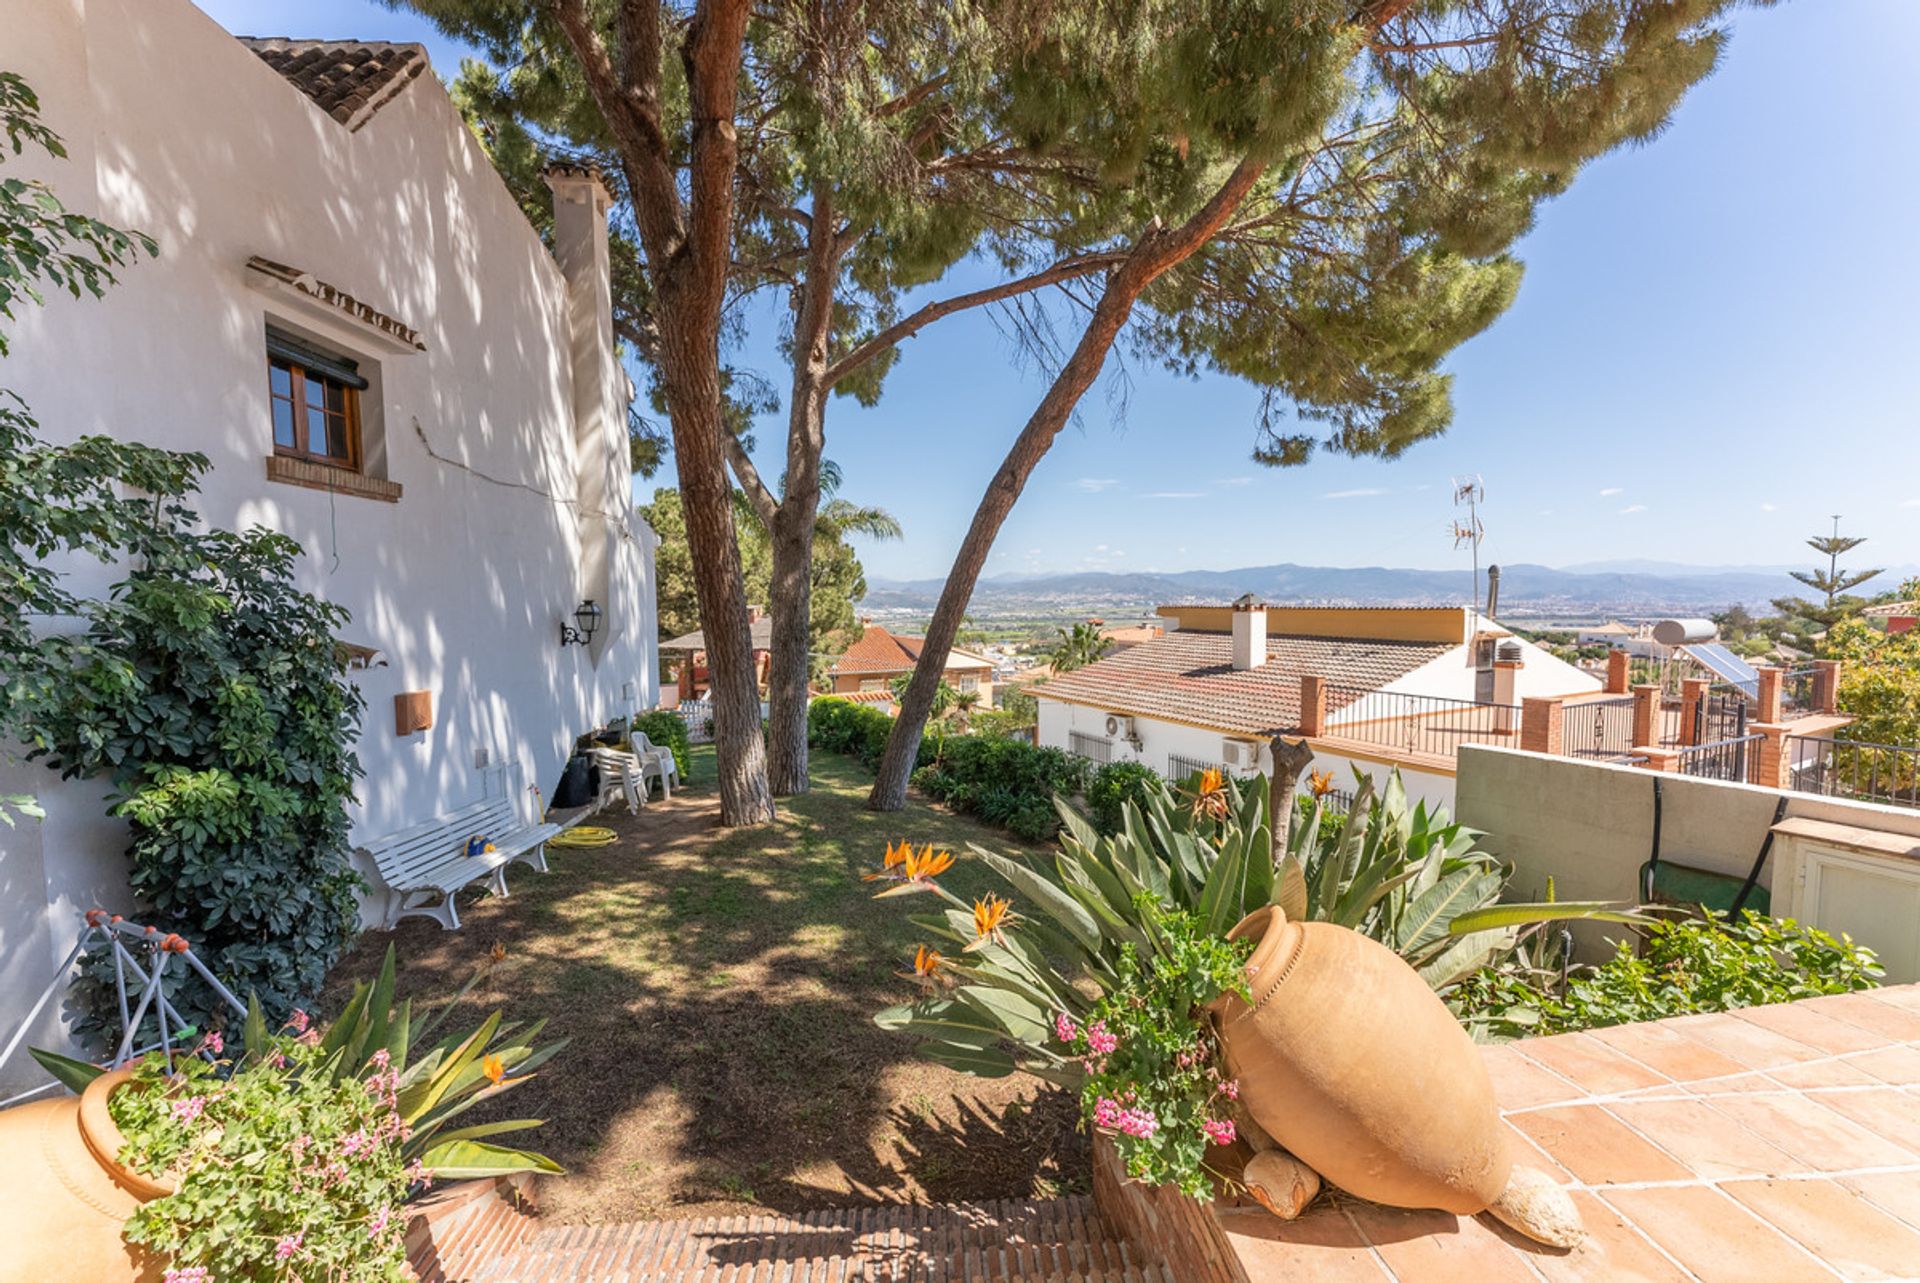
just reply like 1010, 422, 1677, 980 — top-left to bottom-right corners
1048, 622, 1111, 673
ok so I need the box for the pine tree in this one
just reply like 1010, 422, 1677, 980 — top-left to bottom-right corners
1773, 516, 1883, 632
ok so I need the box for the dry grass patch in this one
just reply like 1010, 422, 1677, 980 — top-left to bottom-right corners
327, 746, 1087, 1223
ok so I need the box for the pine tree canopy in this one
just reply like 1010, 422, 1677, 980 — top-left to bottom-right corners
389, 0, 1759, 469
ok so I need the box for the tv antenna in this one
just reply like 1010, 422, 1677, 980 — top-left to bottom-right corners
1451, 476, 1485, 616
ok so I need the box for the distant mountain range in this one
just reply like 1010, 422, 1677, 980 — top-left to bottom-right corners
861, 560, 1920, 618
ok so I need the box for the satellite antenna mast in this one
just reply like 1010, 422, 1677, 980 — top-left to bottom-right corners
1451, 475, 1485, 615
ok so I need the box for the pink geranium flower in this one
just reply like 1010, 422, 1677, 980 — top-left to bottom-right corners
1201, 1118, 1236, 1146
1085, 1020, 1118, 1056
1117, 1107, 1158, 1139
275, 1232, 303, 1260
170, 1095, 206, 1124
1054, 1012, 1078, 1043
1092, 1097, 1123, 1129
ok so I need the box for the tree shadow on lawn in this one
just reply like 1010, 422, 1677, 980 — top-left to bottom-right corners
325, 747, 1087, 1224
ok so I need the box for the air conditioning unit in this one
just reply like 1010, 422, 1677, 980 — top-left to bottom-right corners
1222, 741, 1255, 769
1104, 714, 1134, 739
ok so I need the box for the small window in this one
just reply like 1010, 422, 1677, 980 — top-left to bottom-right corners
1068, 732, 1112, 764
859, 678, 886, 692
957, 675, 979, 694
267, 328, 364, 470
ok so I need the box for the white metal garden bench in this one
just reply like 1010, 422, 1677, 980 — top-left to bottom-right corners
362, 780, 559, 930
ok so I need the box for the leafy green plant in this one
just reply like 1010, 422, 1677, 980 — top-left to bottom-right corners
1087, 761, 1159, 835
629, 710, 692, 778
109, 1027, 415, 1282
875, 767, 1634, 1081
1457, 912, 1883, 1040
302, 944, 566, 1179
1061, 906, 1250, 1200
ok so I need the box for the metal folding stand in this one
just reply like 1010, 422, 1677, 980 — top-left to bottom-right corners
0, 909, 248, 1108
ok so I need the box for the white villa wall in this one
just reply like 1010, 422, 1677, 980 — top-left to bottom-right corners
1456, 746, 1920, 970
1036, 700, 1456, 812
0, 0, 658, 1085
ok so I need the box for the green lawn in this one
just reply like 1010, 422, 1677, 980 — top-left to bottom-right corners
326, 745, 1086, 1223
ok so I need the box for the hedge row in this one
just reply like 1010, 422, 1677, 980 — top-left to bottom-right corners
807, 696, 937, 774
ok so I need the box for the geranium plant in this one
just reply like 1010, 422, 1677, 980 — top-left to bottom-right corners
1055, 906, 1251, 1200
109, 1025, 421, 1282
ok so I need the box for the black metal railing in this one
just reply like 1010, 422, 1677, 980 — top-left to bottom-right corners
1165, 753, 1223, 783
1560, 695, 1637, 761
1696, 686, 1750, 745
1321, 686, 1521, 758
1789, 734, 1920, 809
1676, 733, 1762, 783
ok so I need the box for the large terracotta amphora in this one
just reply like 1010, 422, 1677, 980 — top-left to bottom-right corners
1211, 906, 1581, 1247
0, 1067, 169, 1281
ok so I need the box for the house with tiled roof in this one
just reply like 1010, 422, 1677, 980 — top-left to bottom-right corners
3, 0, 661, 1082
826, 622, 994, 711
1035, 602, 1599, 808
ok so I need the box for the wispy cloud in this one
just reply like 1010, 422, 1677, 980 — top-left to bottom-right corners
1216, 476, 1254, 488
1072, 478, 1119, 493
1324, 487, 1388, 499
1905, 498, 1920, 509
1619, 503, 1648, 515
1760, 502, 1779, 513
1144, 490, 1206, 500
1599, 487, 1624, 497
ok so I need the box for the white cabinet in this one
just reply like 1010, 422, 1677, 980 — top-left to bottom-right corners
1774, 818, 1920, 984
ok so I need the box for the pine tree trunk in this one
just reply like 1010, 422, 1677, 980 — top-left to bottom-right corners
868, 158, 1267, 812
764, 191, 838, 797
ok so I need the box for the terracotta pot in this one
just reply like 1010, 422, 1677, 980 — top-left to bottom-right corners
0, 1067, 170, 1282
1211, 906, 1510, 1215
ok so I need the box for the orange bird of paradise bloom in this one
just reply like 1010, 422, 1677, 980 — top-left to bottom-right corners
970, 894, 1013, 948
1188, 768, 1231, 821
904, 943, 950, 986
863, 838, 913, 881
482, 1053, 507, 1086
1308, 769, 1335, 799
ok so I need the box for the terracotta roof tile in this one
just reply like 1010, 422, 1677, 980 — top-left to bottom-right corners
1035, 631, 1449, 738
240, 38, 428, 132
829, 624, 991, 677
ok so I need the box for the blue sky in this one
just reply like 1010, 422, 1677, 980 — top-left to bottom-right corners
202, 0, 1919, 582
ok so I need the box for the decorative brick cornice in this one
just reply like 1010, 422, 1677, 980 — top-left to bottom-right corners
246, 256, 426, 353
266, 454, 402, 503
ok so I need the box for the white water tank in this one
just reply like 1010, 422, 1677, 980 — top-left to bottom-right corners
1652, 618, 1716, 646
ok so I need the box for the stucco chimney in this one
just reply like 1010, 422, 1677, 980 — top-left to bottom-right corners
1231, 601, 1267, 671
543, 164, 625, 653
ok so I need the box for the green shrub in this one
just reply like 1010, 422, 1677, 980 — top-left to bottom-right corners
911, 734, 1087, 840
807, 695, 938, 772
1087, 761, 1159, 834
1456, 912, 1883, 1040
630, 709, 691, 777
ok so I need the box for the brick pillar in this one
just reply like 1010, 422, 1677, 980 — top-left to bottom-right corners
1814, 659, 1842, 715
1521, 697, 1565, 756
1755, 665, 1784, 724
1753, 723, 1791, 790
1298, 675, 1327, 737
1638, 747, 1681, 773
1631, 683, 1661, 749
1492, 659, 1522, 735
1606, 648, 1631, 695
1680, 677, 1713, 747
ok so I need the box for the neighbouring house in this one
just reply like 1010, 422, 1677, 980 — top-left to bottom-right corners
659, 606, 774, 703
1576, 619, 1662, 656
1, 0, 660, 1085
1865, 599, 1918, 635
1100, 622, 1165, 651
826, 621, 995, 713
1034, 602, 1600, 810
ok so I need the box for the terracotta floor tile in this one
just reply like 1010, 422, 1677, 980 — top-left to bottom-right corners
1213, 1204, 1392, 1282
1839, 1172, 1920, 1232
1864, 986, 1920, 1015
1722, 1178, 1920, 1280
1663, 1010, 1827, 1069
1703, 1093, 1918, 1172
1479, 1191, 1691, 1283
1736, 1002, 1895, 1055
1482, 1044, 1587, 1110
1812, 1087, 1920, 1159
1852, 1045, 1920, 1086
1508, 1105, 1695, 1185
1601, 1185, 1841, 1283
1518, 1033, 1671, 1095
1763, 1058, 1885, 1091
1682, 1071, 1785, 1096
1343, 1201, 1538, 1283
1811, 993, 1920, 1043
1502, 1119, 1576, 1181
1607, 1099, 1804, 1180
1589, 1020, 1752, 1084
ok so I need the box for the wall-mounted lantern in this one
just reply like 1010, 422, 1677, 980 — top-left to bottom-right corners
560, 599, 603, 648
